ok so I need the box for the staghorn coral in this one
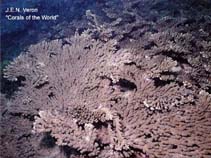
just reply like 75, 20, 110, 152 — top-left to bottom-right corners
33, 109, 99, 156
3, 29, 211, 158
88, 0, 211, 92
146, 29, 211, 90
2, 1, 211, 158
33, 106, 130, 157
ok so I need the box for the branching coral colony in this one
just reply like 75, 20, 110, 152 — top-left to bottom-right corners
3, 29, 211, 158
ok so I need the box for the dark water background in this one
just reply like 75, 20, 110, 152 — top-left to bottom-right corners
1, 0, 94, 61
1, 0, 101, 95
1, 0, 211, 59
1, 0, 211, 95
1, 0, 211, 61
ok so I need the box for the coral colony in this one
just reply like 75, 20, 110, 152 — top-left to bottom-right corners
1, 0, 211, 158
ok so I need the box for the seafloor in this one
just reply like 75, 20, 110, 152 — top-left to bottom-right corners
1, 0, 211, 158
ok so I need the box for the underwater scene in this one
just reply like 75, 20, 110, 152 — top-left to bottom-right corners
1, 0, 211, 158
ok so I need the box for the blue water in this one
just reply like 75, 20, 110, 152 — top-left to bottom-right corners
1, 0, 211, 68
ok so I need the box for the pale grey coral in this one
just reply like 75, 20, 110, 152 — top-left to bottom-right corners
147, 30, 211, 90
33, 110, 99, 156
3, 19, 211, 158
88, 0, 211, 91
33, 106, 131, 157
2, 1, 211, 158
